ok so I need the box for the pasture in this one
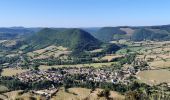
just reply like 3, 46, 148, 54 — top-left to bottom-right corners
0, 90, 45, 100
1, 68, 29, 76
39, 62, 115, 70
52, 87, 124, 100
27, 45, 71, 59
137, 69, 170, 85
0, 88, 124, 100
0, 85, 8, 92
101, 55, 123, 61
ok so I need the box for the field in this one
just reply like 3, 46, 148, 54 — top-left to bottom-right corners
0, 88, 124, 100
27, 45, 71, 59
115, 41, 170, 85
137, 69, 170, 85
0, 85, 8, 92
0, 40, 7, 44
89, 48, 103, 53
1, 68, 29, 76
52, 88, 124, 100
39, 62, 115, 70
101, 55, 123, 62
0, 90, 45, 100
148, 60, 170, 68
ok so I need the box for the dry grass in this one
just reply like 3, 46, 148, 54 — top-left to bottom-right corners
39, 62, 115, 70
52, 88, 124, 100
120, 28, 135, 36
27, 45, 71, 59
89, 49, 103, 53
1, 88, 124, 100
51, 87, 91, 100
0, 40, 7, 43
101, 55, 123, 62
0, 85, 8, 92
33, 45, 68, 54
1, 68, 29, 76
148, 60, 170, 68
1, 40, 17, 47
137, 69, 170, 85
3, 90, 45, 100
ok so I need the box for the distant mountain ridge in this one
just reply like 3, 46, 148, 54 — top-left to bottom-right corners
93, 25, 170, 42
0, 27, 40, 40
1, 24, 170, 42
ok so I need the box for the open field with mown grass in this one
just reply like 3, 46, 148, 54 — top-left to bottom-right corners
137, 69, 170, 85
27, 45, 71, 59
39, 62, 116, 70
1, 68, 29, 76
101, 54, 123, 62
0, 85, 8, 92
52, 87, 124, 100
148, 60, 170, 68
0, 88, 124, 100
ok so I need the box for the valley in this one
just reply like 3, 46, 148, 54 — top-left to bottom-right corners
1, 26, 170, 100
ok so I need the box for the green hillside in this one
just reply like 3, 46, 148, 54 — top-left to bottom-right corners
94, 27, 127, 42
26, 28, 102, 52
93, 25, 170, 42
131, 28, 170, 41
0, 28, 35, 40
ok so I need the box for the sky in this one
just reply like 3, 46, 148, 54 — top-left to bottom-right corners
0, 0, 170, 27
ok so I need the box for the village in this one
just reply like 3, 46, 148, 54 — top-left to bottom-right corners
14, 63, 151, 98
16, 67, 133, 85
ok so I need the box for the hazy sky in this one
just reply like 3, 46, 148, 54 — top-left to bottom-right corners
0, 0, 170, 27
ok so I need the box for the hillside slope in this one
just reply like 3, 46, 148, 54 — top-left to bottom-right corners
26, 28, 102, 52
94, 25, 170, 42
0, 28, 35, 40
94, 27, 127, 42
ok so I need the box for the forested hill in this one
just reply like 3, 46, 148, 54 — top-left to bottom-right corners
26, 28, 102, 51
93, 25, 170, 42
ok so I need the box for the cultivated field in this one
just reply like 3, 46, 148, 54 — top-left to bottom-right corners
0, 40, 7, 44
101, 55, 123, 62
27, 45, 71, 59
89, 48, 103, 53
1, 68, 29, 76
148, 60, 170, 68
137, 69, 170, 85
39, 62, 115, 70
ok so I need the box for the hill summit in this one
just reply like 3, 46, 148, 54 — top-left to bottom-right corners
27, 28, 101, 52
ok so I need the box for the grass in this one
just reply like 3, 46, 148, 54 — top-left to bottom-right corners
39, 62, 115, 70
148, 60, 170, 68
89, 48, 103, 53
101, 55, 123, 61
1, 68, 29, 76
51, 87, 91, 100
27, 45, 71, 59
0, 88, 124, 100
51, 87, 124, 100
2, 90, 45, 100
0, 85, 8, 92
19, 45, 28, 50
136, 69, 170, 85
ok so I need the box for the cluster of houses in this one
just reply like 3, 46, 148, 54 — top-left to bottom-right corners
16, 70, 64, 83
32, 85, 58, 98
14, 63, 151, 98
16, 65, 143, 85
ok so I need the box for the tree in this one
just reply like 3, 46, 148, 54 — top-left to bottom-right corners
97, 89, 110, 99
125, 91, 140, 100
